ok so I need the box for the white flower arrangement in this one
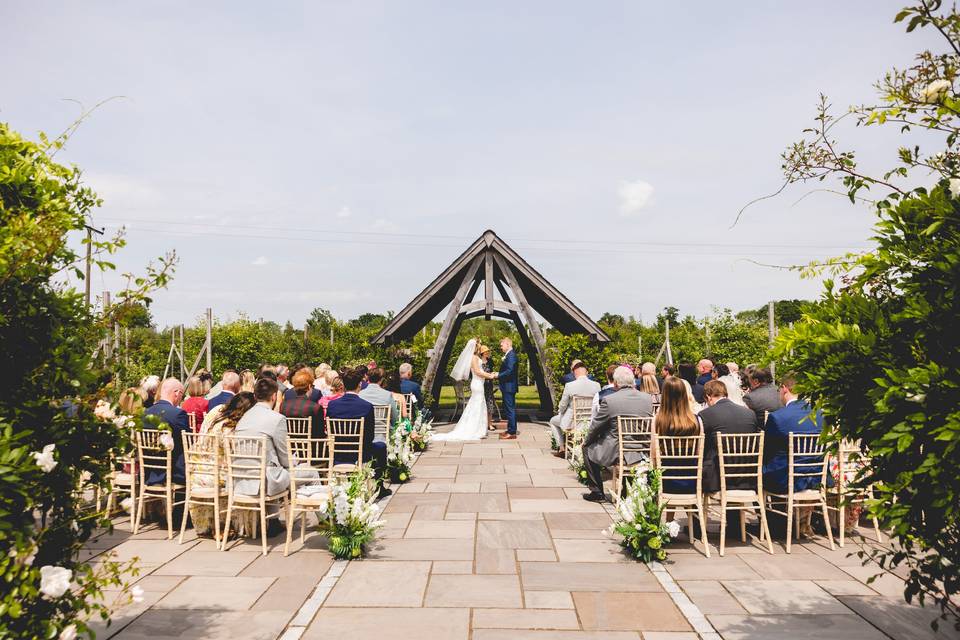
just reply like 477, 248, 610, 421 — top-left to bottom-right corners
609, 465, 679, 563
567, 424, 590, 485
59, 625, 77, 640
32, 444, 58, 473
386, 423, 415, 481
316, 467, 386, 559
39, 565, 72, 599
409, 414, 433, 451
949, 177, 960, 199
158, 431, 175, 451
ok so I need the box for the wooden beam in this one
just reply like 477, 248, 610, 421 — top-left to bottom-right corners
460, 299, 521, 315
422, 254, 483, 398
484, 252, 494, 317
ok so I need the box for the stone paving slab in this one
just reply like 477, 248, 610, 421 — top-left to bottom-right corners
303, 607, 470, 640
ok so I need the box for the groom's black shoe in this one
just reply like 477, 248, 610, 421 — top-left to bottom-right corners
582, 491, 607, 503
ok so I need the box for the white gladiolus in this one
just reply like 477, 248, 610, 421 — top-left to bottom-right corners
33, 444, 58, 473
120, 497, 134, 513
949, 178, 960, 199
667, 520, 682, 538
131, 585, 145, 603
59, 625, 78, 640
159, 432, 175, 451
94, 400, 116, 421
39, 566, 72, 599
921, 78, 952, 103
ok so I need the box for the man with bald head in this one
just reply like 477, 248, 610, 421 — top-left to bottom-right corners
207, 371, 241, 412
142, 377, 190, 486
696, 359, 714, 386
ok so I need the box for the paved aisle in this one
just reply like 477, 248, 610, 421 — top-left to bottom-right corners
302, 423, 693, 640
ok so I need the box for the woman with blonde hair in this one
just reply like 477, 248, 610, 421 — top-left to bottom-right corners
239, 370, 256, 393
118, 387, 145, 415
640, 374, 660, 395
181, 376, 209, 430
319, 375, 345, 409
314, 363, 332, 395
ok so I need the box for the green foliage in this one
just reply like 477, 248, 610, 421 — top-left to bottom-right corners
0, 121, 173, 638
770, 2, 960, 626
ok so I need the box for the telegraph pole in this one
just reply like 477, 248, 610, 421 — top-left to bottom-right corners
83, 225, 104, 306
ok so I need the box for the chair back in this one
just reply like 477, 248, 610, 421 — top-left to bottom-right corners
223, 435, 267, 497
832, 439, 868, 494
616, 416, 654, 461
286, 416, 312, 438
402, 393, 415, 418
288, 437, 332, 493
136, 429, 173, 487
717, 432, 763, 493
650, 393, 662, 405
327, 418, 365, 463
789, 433, 828, 492
187, 413, 197, 432
373, 405, 392, 440
182, 432, 221, 489
571, 395, 594, 428
655, 434, 704, 495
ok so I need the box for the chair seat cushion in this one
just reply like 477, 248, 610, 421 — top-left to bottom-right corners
232, 492, 287, 504
295, 492, 331, 506
724, 489, 760, 500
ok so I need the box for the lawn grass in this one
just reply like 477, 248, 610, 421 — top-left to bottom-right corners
436, 384, 543, 410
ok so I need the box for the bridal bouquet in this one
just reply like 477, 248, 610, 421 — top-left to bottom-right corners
386, 423, 415, 483
608, 465, 680, 563
316, 464, 386, 559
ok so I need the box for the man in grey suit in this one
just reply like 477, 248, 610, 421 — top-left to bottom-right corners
582, 366, 654, 502
549, 361, 601, 457
743, 367, 783, 425
235, 377, 291, 537
358, 367, 400, 433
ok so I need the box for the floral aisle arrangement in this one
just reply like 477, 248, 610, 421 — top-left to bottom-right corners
316, 464, 386, 559
409, 413, 433, 452
386, 423, 415, 483
567, 425, 590, 486
608, 466, 680, 563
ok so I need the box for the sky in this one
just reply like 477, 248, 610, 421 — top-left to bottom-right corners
1, 2, 943, 328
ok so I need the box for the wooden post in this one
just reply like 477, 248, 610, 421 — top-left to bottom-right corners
205, 308, 213, 371
665, 318, 674, 365
179, 324, 186, 382
102, 291, 112, 361
484, 252, 494, 318
84, 228, 92, 306
705, 322, 711, 355
768, 301, 776, 380
330, 326, 334, 346
422, 255, 484, 399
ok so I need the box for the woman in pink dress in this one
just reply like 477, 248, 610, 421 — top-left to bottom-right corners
181, 376, 209, 432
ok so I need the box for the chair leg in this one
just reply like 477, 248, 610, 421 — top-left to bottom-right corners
221, 501, 233, 551
687, 508, 694, 543
134, 491, 146, 534
838, 502, 845, 548
872, 517, 882, 543
213, 495, 222, 548
178, 488, 191, 544
259, 500, 268, 556
719, 501, 727, 557
820, 499, 835, 550
284, 504, 294, 557
165, 489, 174, 539
300, 509, 307, 542
698, 501, 710, 558
740, 507, 747, 543
758, 502, 774, 554
785, 499, 794, 554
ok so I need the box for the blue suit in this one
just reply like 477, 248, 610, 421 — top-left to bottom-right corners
498, 349, 519, 434
142, 400, 189, 486
206, 390, 235, 413
763, 400, 825, 493
400, 378, 423, 407
325, 393, 387, 480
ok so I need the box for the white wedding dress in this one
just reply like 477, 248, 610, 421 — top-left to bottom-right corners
432, 340, 490, 442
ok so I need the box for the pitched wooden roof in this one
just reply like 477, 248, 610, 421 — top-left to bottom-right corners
373, 230, 609, 344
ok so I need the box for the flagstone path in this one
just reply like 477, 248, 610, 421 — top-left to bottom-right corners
83, 423, 958, 640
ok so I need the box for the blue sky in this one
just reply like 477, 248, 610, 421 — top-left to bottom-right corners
2, 2, 941, 327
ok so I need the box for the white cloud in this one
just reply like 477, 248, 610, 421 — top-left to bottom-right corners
336, 206, 353, 218
251, 256, 269, 266
618, 179, 655, 216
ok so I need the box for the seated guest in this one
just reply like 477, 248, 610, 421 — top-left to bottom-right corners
660, 363, 675, 388
319, 375, 345, 409
639, 373, 660, 395
358, 367, 400, 429
560, 358, 578, 385
582, 366, 654, 502
118, 386, 145, 415
743, 367, 783, 425
207, 371, 241, 412
280, 368, 325, 438
197, 370, 214, 396
550, 361, 601, 457
762, 374, 825, 494
399, 362, 423, 407
276, 365, 292, 391
591, 364, 619, 420
140, 375, 160, 409
284, 364, 321, 403
142, 378, 189, 486
699, 380, 758, 494
720, 362, 746, 406
314, 363, 332, 395
204, 368, 235, 399
181, 376, 209, 431
240, 369, 256, 393
696, 359, 714, 387
382, 372, 410, 422
678, 362, 705, 403
235, 378, 292, 537
655, 377, 702, 494
326, 367, 391, 499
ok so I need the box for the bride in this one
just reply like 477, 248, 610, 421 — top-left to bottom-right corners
432, 338, 498, 441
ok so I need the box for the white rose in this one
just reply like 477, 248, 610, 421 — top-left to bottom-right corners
667, 520, 682, 538
130, 585, 145, 604
948, 178, 960, 199
39, 566, 72, 599
159, 432, 175, 451
921, 78, 952, 103
59, 624, 78, 640
32, 444, 58, 473
94, 400, 116, 421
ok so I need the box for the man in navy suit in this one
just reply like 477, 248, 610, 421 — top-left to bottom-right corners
762, 374, 825, 494
207, 371, 240, 412
497, 337, 519, 439
399, 362, 423, 407
142, 378, 190, 486
326, 366, 391, 499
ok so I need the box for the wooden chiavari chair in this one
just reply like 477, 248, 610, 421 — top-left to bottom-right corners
827, 440, 882, 547
284, 437, 333, 556
614, 416, 654, 503
222, 436, 288, 556
285, 416, 312, 439
327, 417, 365, 477
135, 430, 185, 539
179, 432, 227, 545
715, 432, 773, 555
373, 405, 392, 441
656, 434, 710, 557
565, 395, 595, 461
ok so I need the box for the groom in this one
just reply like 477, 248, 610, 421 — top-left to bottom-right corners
497, 337, 519, 439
